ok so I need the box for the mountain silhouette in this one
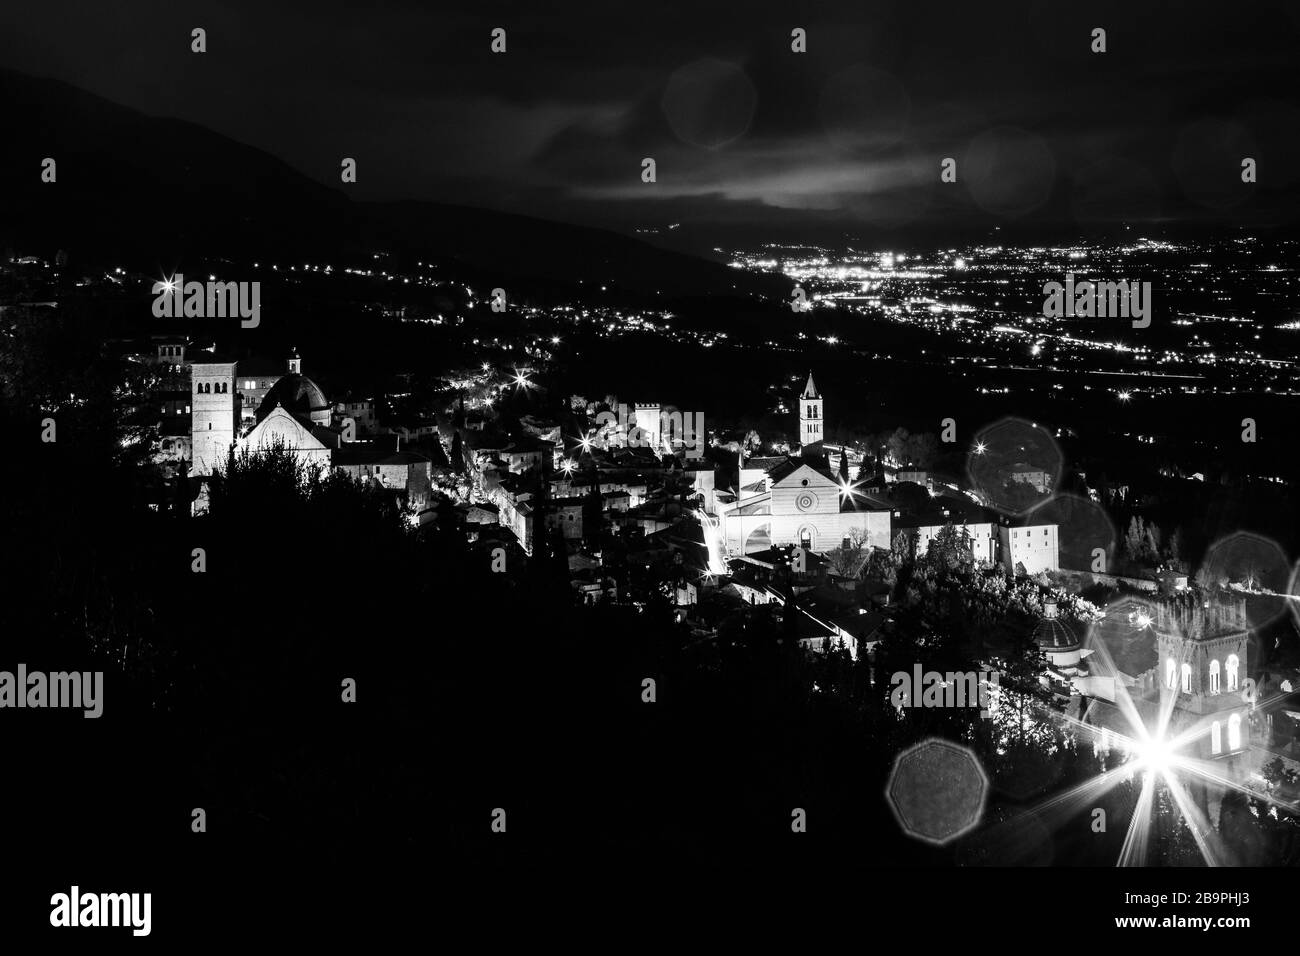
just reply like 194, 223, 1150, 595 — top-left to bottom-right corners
0, 67, 788, 301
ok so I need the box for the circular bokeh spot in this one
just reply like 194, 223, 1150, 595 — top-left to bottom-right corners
966, 417, 1063, 517
1082, 595, 1164, 694
886, 738, 988, 845
1199, 531, 1291, 626
661, 58, 757, 149
1029, 493, 1118, 578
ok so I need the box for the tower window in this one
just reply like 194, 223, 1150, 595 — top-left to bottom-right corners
1226, 654, 1239, 691
1209, 659, 1220, 694
1165, 657, 1176, 690
1228, 712, 1242, 750
1211, 720, 1222, 754
1181, 663, 1191, 694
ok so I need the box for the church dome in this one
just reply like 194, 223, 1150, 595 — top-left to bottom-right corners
257, 372, 331, 426
1034, 600, 1081, 651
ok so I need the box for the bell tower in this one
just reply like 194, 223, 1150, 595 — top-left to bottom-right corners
799, 372, 823, 448
190, 360, 239, 476
1154, 593, 1251, 761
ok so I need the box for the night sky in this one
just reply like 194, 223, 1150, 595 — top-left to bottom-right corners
3, 0, 1299, 240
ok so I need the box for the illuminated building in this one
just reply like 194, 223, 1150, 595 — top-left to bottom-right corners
798, 372, 823, 448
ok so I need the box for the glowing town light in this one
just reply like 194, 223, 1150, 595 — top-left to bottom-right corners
481, 363, 491, 372
1119, 391, 1132, 402
954, 258, 967, 270
560, 459, 575, 476
1134, 733, 1176, 777
550, 336, 561, 345
576, 433, 593, 454
974, 441, 987, 455
696, 510, 728, 577
161, 275, 177, 294
1133, 611, 1152, 629
1031, 343, 1042, 357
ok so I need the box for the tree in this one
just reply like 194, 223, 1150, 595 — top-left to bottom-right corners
1142, 521, 1162, 565
827, 527, 870, 579
449, 430, 465, 474
885, 427, 911, 467
891, 529, 916, 562
1123, 516, 1145, 565
429, 433, 451, 469
904, 432, 939, 469
1163, 526, 1185, 571
582, 475, 605, 546
864, 546, 901, 593
923, 523, 974, 575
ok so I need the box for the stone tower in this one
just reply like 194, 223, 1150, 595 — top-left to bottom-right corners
1154, 593, 1251, 761
190, 360, 239, 476
631, 403, 662, 454
799, 373, 823, 448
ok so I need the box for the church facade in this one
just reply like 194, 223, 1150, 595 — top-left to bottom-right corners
719, 373, 891, 556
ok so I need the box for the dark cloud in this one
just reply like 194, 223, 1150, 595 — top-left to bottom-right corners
1, 0, 1297, 239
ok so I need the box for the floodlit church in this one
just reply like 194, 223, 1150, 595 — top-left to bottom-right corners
190, 348, 339, 475
719, 373, 891, 555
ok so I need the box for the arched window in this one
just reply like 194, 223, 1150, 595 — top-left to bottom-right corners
1226, 654, 1239, 691
1209, 659, 1220, 694
1228, 712, 1242, 750
1181, 663, 1191, 694
1165, 657, 1176, 690
1211, 721, 1222, 755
